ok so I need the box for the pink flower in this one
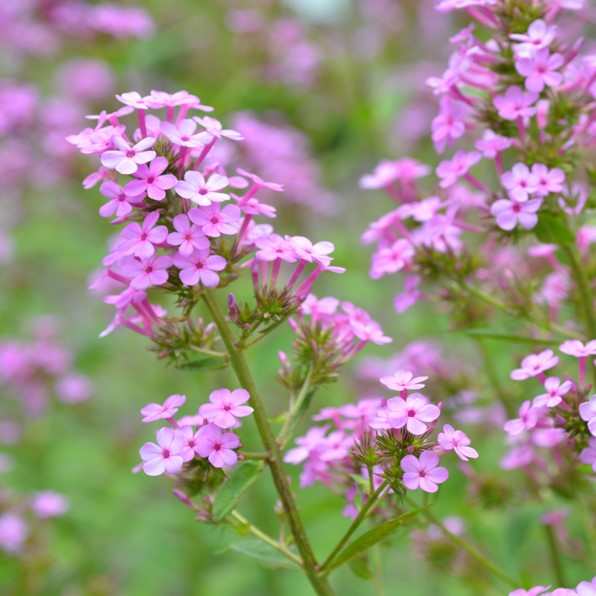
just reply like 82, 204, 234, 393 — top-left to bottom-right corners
385, 393, 441, 435
502, 163, 536, 202
161, 119, 208, 148
509, 588, 551, 596
139, 426, 185, 476
515, 48, 564, 94
401, 451, 448, 493
198, 388, 253, 429
195, 423, 240, 468
30, 491, 69, 518
436, 150, 481, 188
370, 239, 415, 279
175, 171, 230, 206
579, 395, 596, 436
100, 136, 156, 175
115, 91, 151, 110
176, 426, 202, 462
118, 212, 169, 258
193, 116, 243, 141
99, 181, 144, 219
173, 249, 226, 287
437, 424, 478, 461
167, 214, 210, 257
140, 394, 186, 423
359, 158, 430, 189
493, 86, 538, 121
121, 254, 172, 290
124, 157, 178, 201
0, 513, 27, 554
504, 401, 541, 435
475, 130, 514, 158
560, 340, 596, 358
287, 236, 335, 268
580, 437, 596, 472
431, 96, 469, 153
576, 578, 596, 596
530, 164, 565, 197
188, 204, 241, 237
511, 350, 559, 380
379, 370, 428, 392
510, 20, 558, 58
533, 377, 572, 408
255, 234, 297, 262
491, 197, 542, 231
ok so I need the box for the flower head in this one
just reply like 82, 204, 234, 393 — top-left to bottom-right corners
401, 451, 448, 493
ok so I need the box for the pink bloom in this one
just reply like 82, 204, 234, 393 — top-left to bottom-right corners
370, 239, 415, 279
167, 214, 210, 257
475, 130, 514, 158
255, 234, 297, 262
510, 20, 558, 58
115, 91, 151, 110
431, 96, 469, 153
580, 437, 596, 472
30, 491, 69, 518
121, 254, 172, 290
509, 588, 550, 596
385, 393, 441, 435
393, 275, 424, 314
236, 168, 284, 193
491, 197, 542, 231
579, 395, 596, 436
188, 203, 241, 237
139, 426, 185, 476
119, 212, 169, 258
124, 157, 178, 201
99, 181, 144, 219
436, 150, 481, 188
502, 163, 536, 202
141, 394, 186, 423
100, 136, 156, 175
0, 513, 27, 554
530, 164, 565, 197
493, 86, 538, 121
176, 426, 202, 462
195, 423, 240, 468
515, 48, 564, 94
533, 377, 572, 408
145, 90, 206, 110
198, 388, 253, 429
161, 119, 208, 148
287, 236, 335, 267
173, 249, 226, 287
576, 578, 596, 596
437, 424, 478, 461
401, 451, 448, 493
175, 171, 230, 206
511, 349, 559, 380
560, 340, 596, 358
193, 116, 243, 141
379, 370, 427, 392
504, 400, 541, 435
359, 158, 430, 189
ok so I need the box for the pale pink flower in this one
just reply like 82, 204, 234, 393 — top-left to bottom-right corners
30, 491, 69, 518
576, 578, 596, 596
255, 234, 297, 262
508, 588, 550, 596
100, 136, 156, 175
193, 116, 243, 141
167, 214, 210, 257
173, 249, 226, 287
493, 86, 538, 121
530, 164, 565, 197
502, 163, 536, 202
176, 426, 202, 462
115, 91, 151, 110
511, 350, 558, 380
195, 423, 240, 468
175, 171, 229, 205
504, 401, 542, 435
370, 239, 414, 279
161, 119, 208, 148
533, 377, 572, 408
379, 370, 427, 392
198, 388, 253, 429
121, 254, 172, 290
491, 197, 542, 231
99, 181, 144, 219
0, 513, 27, 554
287, 236, 335, 267
516, 48, 564, 94
436, 150, 481, 188
437, 424, 478, 461
475, 130, 514, 158
139, 426, 185, 476
579, 396, 596, 436
401, 451, 448, 493
510, 20, 558, 58
580, 437, 596, 472
560, 340, 596, 358
118, 212, 169, 258
141, 394, 186, 423
189, 204, 241, 237
124, 157, 178, 201
385, 393, 441, 435
359, 158, 430, 189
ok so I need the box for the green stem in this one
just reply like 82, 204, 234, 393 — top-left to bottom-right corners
277, 368, 314, 448
229, 511, 303, 567
320, 481, 388, 575
544, 524, 566, 587
476, 338, 515, 418
406, 498, 519, 589
203, 290, 334, 596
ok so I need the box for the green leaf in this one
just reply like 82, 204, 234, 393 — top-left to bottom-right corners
175, 356, 226, 371
458, 328, 555, 345
228, 539, 300, 569
348, 556, 373, 580
534, 214, 574, 246
328, 509, 423, 572
213, 461, 265, 521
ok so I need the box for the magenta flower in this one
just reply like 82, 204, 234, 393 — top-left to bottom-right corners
401, 451, 448, 493
502, 163, 536, 202
515, 48, 564, 93
121, 254, 172, 290
124, 157, 178, 201
491, 197, 542, 231
188, 204, 241, 237
559, 340, 596, 358
195, 423, 240, 468
99, 181, 144, 219
504, 401, 541, 435
579, 396, 596, 436
161, 119, 208, 148
115, 91, 151, 110
436, 150, 481, 188
173, 249, 226, 287
167, 214, 210, 257
385, 393, 441, 435
431, 96, 469, 153
359, 158, 430, 189
580, 437, 596, 472
533, 377, 572, 408
511, 349, 559, 380
175, 171, 230, 206
139, 426, 185, 476
140, 394, 186, 423
437, 424, 478, 461
119, 211, 169, 258
379, 370, 428, 392
199, 388, 253, 429
100, 136, 156, 175
530, 164, 565, 197
493, 86, 538, 121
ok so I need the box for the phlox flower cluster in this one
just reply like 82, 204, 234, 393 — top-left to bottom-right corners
284, 371, 477, 516
138, 389, 253, 475
359, 1, 595, 318
70, 90, 346, 345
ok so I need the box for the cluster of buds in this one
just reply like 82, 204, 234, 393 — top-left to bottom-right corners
284, 370, 477, 516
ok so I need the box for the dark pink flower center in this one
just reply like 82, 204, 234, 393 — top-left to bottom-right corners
126, 149, 136, 158
407, 409, 417, 417
213, 442, 222, 451
199, 188, 208, 195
